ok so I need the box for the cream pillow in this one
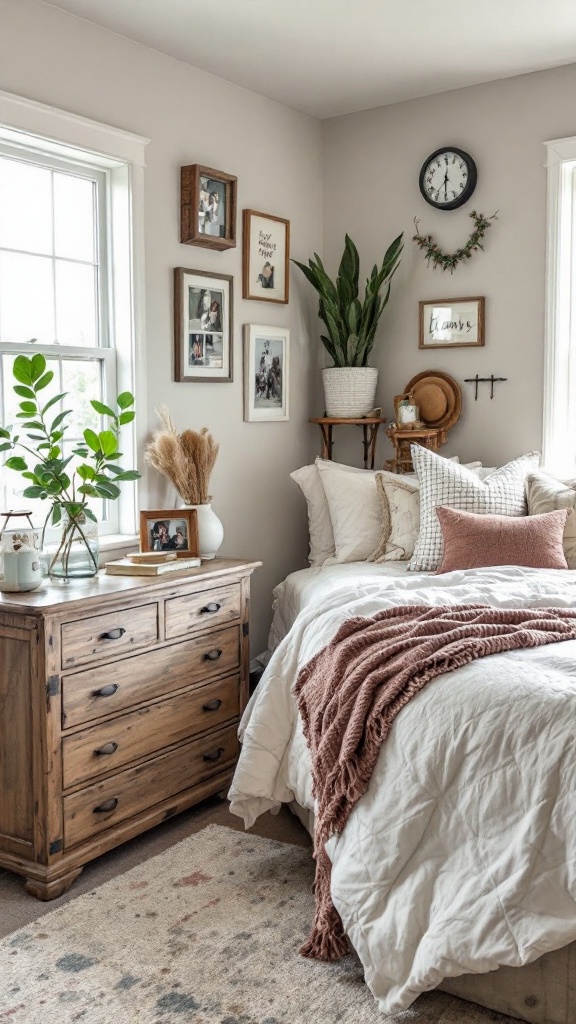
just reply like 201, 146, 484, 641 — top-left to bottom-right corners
368, 461, 482, 563
290, 459, 374, 566
316, 463, 384, 563
526, 471, 576, 569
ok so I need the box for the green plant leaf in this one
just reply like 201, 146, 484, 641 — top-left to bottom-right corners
41, 393, 66, 416
22, 485, 46, 498
83, 507, 97, 522
77, 484, 99, 497
14, 385, 35, 399
30, 353, 47, 382
109, 469, 140, 481
0, 427, 11, 438
0, 442, 12, 452
12, 355, 33, 385
90, 399, 116, 418
4, 455, 27, 471
49, 410, 71, 433
83, 428, 100, 453
98, 430, 118, 457
72, 448, 89, 459
117, 391, 135, 409
35, 370, 54, 391
119, 410, 135, 425
51, 504, 62, 526
77, 464, 95, 481
94, 480, 121, 499
19, 401, 36, 414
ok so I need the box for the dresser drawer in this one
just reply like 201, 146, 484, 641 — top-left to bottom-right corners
63, 724, 238, 848
165, 582, 241, 639
62, 625, 240, 728
62, 673, 240, 787
61, 603, 158, 670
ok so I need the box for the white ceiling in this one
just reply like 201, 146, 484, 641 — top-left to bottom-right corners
41, 0, 576, 119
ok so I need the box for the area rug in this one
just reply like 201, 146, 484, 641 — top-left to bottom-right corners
0, 824, 515, 1023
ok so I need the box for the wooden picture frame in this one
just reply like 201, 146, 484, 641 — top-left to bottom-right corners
180, 164, 237, 250
243, 324, 289, 422
139, 509, 199, 558
174, 267, 233, 382
242, 209, 290, 304
419, 296, 485, 348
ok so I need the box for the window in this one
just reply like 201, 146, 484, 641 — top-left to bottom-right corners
0, 90, 148, 543
543, 136, 576, 477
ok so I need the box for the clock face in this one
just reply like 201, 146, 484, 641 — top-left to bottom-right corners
419, 147, 477, 211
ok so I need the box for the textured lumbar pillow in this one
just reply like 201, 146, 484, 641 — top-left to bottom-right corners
525, 471, 576, 569
408, 446, 540, 571
436, 505, 569, 573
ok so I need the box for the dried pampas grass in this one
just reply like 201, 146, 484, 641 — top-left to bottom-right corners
145, 405, 219, 505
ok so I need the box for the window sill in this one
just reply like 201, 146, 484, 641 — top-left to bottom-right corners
99, 534, 139, 555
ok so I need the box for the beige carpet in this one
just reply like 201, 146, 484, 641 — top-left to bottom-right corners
0, 823, 518, 1024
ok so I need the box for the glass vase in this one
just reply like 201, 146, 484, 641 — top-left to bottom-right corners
43, 509, 99, 581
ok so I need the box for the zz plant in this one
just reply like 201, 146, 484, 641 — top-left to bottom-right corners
292, 232, 403, 367
0, 353, 140, 576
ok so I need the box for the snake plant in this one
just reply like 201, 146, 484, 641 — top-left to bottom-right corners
293, 232, 403, 367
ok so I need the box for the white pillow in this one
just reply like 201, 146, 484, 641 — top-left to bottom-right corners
526, 471, 576, 569
290, 459, 372, 566
316, 462, 384, 563
408, 447, 540, 572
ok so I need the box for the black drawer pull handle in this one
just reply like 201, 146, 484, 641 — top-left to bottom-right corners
93, 797, 119, 814
202, 698, 223, 712
94, 741, 118, 756
203, 747, 224, 762
200, 602, 221, 614
203, 648, 222, 662
100, 627, 126, 641
92, 683, 119, 698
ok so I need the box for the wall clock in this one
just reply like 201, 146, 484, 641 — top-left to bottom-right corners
419, 147, 477, 211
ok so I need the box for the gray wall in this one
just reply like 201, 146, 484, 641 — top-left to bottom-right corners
0, 0, 324, 652
321, 64, 576, 468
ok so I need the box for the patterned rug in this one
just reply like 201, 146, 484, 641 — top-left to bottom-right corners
0, 824, 515, 1023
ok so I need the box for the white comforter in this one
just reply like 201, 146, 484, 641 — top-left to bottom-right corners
229, 565, 576, 1015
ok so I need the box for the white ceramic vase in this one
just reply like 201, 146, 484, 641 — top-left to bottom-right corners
322, 366, 379, 417
182, 502, 224, 560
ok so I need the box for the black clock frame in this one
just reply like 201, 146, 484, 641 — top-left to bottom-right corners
419, 147, 477, 211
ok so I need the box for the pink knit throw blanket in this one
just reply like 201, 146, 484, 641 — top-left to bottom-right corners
294, 603, 576, 961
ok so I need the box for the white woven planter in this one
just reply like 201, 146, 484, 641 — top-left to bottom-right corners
322, 366, 379, 418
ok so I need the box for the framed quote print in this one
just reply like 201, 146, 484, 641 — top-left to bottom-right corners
242, 210, 290, 304
243, 324, 289, 422
174, 267, 233, 382
419, 296, 485, 349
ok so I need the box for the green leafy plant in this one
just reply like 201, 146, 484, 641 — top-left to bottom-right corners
292, 232, 403, 367
0, 353, 140, 575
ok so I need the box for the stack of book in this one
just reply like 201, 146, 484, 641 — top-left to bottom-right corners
105, 552, 202, 576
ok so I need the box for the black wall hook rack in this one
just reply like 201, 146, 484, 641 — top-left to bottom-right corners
464, 374, 508, 400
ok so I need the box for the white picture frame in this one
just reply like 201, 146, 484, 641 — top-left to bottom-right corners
243, 324, 289, 422
174, 267, 233, 382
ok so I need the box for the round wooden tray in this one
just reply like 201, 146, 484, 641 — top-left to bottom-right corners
404, 370, 462, 432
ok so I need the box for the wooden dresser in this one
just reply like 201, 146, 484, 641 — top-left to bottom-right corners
0, 557, 260, 900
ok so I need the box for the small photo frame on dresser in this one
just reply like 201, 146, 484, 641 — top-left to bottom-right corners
139, 509, 200, 558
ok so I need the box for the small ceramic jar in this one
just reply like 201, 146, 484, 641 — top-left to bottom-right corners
0, 524, 43, 593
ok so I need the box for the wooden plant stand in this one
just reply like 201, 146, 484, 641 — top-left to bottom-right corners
310, 417, 387, 470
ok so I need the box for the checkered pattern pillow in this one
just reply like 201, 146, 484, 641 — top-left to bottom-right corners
407, 446, 540, 572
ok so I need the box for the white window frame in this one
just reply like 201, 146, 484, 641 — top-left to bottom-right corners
0, 89, 149, 549
543, 136, 576, 478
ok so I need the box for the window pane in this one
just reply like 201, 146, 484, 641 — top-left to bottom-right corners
0, 251, 55, 344
61, 358, 101, 438
54, 172, 95, 262
0, 157, 52, 255
55, 261, 97, 347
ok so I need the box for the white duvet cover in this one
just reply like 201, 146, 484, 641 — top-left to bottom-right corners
229, 564, 576, 1015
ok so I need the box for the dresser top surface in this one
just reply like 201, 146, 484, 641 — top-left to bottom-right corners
0, 557, 261, 617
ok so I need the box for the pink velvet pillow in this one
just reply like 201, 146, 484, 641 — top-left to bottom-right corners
436, 506, 569, 573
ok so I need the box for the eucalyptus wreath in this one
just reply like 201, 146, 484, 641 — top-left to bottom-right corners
413, 210, 497, 273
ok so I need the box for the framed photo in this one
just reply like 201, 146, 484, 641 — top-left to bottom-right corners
242, 210, 290, 304
419, 296, 485, 349
180, 164, 237, 250
139, 509, 199, 558
243, 324, 289, 422
174, 267, 233, 382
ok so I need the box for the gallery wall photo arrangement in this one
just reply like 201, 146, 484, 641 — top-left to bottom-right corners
139, 508, 200, 557
180, 164, 237, 250
243, 324, 289, 422
419, 296, 485, 349
174, 267, 233, 382
242, 210, 290, 304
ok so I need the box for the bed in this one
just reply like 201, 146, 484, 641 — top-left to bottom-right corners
230, 560, 576, 1024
